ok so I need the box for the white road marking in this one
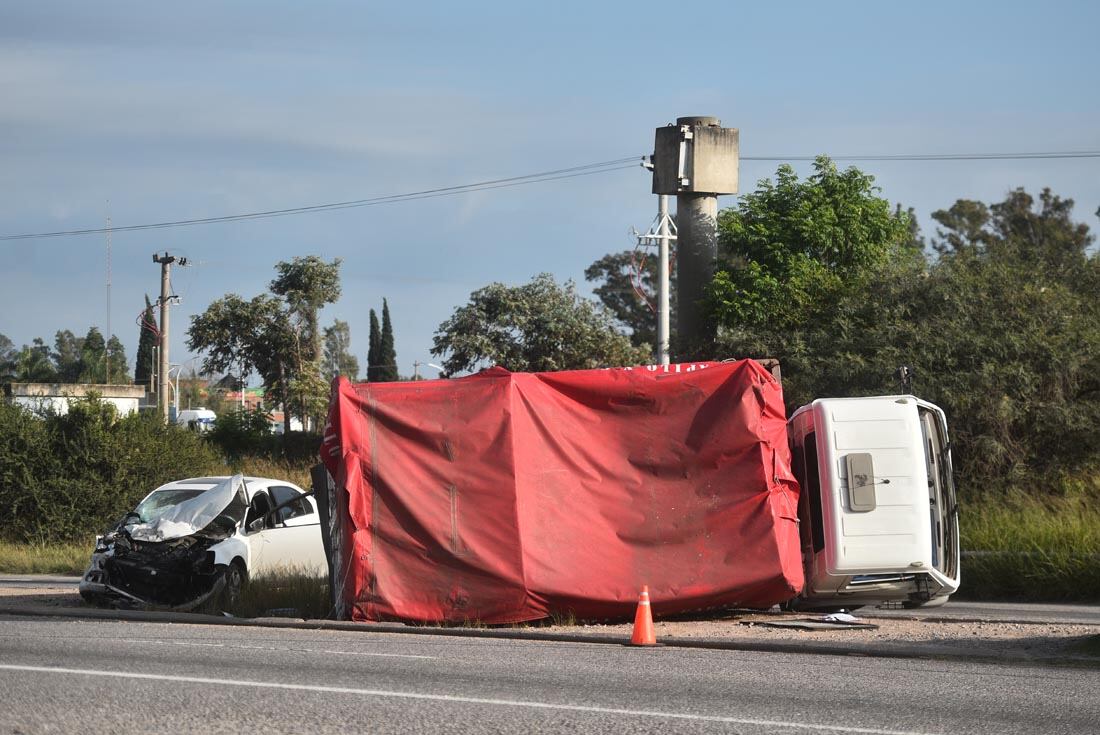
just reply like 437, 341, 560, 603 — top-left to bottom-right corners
0, 663, 938, 734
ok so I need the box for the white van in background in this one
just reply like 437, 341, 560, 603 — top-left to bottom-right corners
175, 408, 217, 432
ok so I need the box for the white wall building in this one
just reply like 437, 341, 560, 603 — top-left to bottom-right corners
3, 383, 148, 417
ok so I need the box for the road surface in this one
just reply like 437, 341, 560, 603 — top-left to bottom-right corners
0, 615, 1097, 734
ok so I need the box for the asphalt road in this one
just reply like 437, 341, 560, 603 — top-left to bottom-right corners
0, 615, 1096, 734
865, 600, 1100, 626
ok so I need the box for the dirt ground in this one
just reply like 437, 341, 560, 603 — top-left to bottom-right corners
2, 581, 1097, 665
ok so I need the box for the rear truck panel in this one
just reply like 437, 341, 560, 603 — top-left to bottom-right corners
789, 396, 960, 609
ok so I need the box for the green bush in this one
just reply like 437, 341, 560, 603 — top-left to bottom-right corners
0, 397, 223, 543
203, 407, 321, 465
204, 407, 275, 461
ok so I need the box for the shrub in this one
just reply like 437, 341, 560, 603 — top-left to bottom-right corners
0, 396, 223, 543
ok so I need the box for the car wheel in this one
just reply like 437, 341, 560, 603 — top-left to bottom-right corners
221, 561, 247, 612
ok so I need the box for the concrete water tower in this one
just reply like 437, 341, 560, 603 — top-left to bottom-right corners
651, 116, 739, 353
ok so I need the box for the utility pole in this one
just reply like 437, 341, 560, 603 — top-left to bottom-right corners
632, 193, 677, 366
651, 116, 738, 356
152, 252, 188, 421
656, 195, 672, 366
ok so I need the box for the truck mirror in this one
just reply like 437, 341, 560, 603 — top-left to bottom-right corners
845, 453, 878, 512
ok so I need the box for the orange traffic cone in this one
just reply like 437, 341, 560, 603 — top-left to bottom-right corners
629, 585, 658, 646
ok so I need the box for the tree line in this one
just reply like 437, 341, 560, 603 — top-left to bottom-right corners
5, 157, 1095, 495
428, 157, 1099, 495
186, 256, 399, 433
0, 327, 129, 385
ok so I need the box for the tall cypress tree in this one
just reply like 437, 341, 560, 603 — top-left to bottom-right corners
134, 294, 157, 390
367, 309, 381, 382
379, 298, 398, 381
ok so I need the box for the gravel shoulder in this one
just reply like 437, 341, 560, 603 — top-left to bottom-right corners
2, 579, 1097, 667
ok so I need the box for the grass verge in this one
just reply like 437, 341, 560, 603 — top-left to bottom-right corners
0, 540, 90, 575
228, 567, 331, 620
957, 492, 1100, 601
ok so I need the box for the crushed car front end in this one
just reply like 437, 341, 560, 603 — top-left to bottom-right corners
79, 533, 228, 611
79, 475, 248, 612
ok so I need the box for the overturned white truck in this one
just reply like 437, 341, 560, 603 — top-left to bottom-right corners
316, 360, 960, 622
786, 395, 959, 609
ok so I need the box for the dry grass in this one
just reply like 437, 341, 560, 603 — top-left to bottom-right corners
0, 540, 91, 575
230, 457, 314, 490
229, 566, 331, 620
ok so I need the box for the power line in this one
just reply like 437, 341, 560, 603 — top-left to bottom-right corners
2, 150, 1098, 242
0, 158, 641, 242
742, 151, 1100, 161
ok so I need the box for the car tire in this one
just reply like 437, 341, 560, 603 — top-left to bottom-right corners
220, 560, 247, 613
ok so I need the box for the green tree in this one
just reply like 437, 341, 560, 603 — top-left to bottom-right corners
0, 334, 16, 382
189, 293, 296, 435
715, 183, 1099, 495
367, 309, 381, 382
270, 256, 342, 427
584, 249, 666, 351
134, 294, 157, 390
708, 156, 909, 333
78, 327, 107, 383
323, 320, 360, 381
270, 256, 342, 365
15, 338, 55, 382
190, 257, 343, 435
105, 335, 130, 383
910, 189, 1100, 489
52, 330, 83, 382
378, 298, 399, 381
431, 273, 651, 375
707, 157, 913, 405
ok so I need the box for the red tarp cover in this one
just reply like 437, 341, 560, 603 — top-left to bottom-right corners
321, 360, 802, 623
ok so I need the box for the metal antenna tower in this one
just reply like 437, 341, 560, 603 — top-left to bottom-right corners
105, 207, 112, 384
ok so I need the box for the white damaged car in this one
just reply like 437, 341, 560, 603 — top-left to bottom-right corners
79, 475, 326, 612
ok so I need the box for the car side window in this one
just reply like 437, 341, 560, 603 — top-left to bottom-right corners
270, 485, 313, 522
246, 492, 274, 530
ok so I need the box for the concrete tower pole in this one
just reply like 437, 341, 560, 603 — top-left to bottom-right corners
651, 116, 738, 358
673, 115, 721, 352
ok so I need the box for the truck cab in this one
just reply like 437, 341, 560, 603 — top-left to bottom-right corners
787, 395, 960, 609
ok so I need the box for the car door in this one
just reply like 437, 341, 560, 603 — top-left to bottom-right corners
244, 490, 276, 576
261, 485, 326, 575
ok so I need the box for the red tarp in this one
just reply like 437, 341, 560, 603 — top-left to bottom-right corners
321, 360, 803, 624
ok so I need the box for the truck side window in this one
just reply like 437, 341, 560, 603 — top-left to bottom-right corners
804, 432, 825, 553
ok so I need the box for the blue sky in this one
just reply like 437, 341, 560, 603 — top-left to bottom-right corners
2, 1, 1098, 381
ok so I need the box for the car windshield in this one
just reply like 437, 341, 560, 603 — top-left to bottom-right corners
126, 475, 248, 542
134, 489, 211, 523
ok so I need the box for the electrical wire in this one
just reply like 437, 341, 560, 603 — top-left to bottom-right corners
2, 150, 1097, 242
0, 158, 641, 242
742, 151, 1100, 161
